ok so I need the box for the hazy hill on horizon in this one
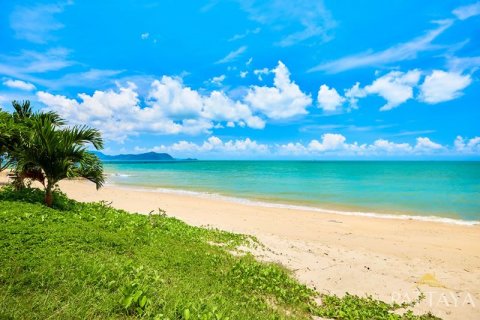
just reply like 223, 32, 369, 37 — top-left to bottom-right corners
92, 151, 196, 161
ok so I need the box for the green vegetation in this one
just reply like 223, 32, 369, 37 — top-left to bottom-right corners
0, 187, 441, 319
0, 100, 104, 206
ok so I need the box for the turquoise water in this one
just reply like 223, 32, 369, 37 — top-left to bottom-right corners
104, 161, 480, 222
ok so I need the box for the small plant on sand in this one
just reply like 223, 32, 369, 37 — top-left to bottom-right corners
315, 292, 441, 320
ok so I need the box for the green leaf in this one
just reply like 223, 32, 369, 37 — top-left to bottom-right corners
139, 295, 147, 308
122, 296, 133, 309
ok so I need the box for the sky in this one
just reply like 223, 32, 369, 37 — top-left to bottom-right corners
0, 0, 479, 159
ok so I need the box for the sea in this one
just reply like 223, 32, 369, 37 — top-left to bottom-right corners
104, 161, 480, 225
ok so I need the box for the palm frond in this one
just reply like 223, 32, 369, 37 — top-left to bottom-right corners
72, 152, 105, 189
62, 125, 104, 150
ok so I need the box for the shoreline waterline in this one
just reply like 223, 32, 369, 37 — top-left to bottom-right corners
103, 161, 480, 222
104, 181, 480, 226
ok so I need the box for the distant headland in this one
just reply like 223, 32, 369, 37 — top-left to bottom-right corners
93, 151, 197, 162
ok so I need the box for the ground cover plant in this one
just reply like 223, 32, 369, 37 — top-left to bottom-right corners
0, 186, 441, 319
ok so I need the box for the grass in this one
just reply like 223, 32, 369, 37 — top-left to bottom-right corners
0, 186, 441, 319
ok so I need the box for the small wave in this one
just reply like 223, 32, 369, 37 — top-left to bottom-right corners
105, 184, 480, 226
107, 173, 134, 178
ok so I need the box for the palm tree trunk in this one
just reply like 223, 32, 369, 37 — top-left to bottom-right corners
45, 181, 53, 207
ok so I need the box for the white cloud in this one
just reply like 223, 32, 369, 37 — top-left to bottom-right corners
313, 67, 471, 112
246, 57, 253, 66
367, 137, 442, 154
414, 137, 443, 151
216, 46, 247, 64
209, 74, 226, 86
419, 70, 472, 104
132, 133, 480, 159
147, 76, 265, 128
147, 77, 203, 119
308, 133, 347, 152
454, 136, 480, 154
136, 135, 480, 158
253, 68, 269, 81
364, 70, 421, 111
37, 76, 266, 141
141, 32, 150, 40
245, 61, 312, 119
317, 84, 345, 111
344, 82, 366, 109
240, 71, 248, 78
201, 91, 265, 129
276, 142, 307, 155
309, 20, 453, 73
9, 3, 70, 43
370, 139, 413, 153
453, 2, 480, 20
148, 136, 270, 156
3, 79, 36, 91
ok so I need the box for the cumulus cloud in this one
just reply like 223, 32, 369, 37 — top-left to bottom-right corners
321, 67, 473, 111
364, 70, 421, 111
414, 137, 444, 151
146, 136, 270, 156
245, 61, 312, 119
419, 70, 472, 104
3, 79, 36, 91
145, 134, 475, 158
344, 82, 366, 109
308, 133, 347, 151
36, 76, 268, 141
282, 135, 446, 156
370, 139, 412, 153
140, 32, 150, 40
454, 136, 480, 154
317, 84, 345, 111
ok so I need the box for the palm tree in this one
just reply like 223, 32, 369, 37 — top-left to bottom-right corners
2, 101, 67, 187
11, 100, 33, 120
16, 115, 105, 207
0, 109, 14, 172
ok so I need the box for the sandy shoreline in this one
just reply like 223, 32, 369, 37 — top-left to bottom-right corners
106, 183, 479, 226
1, 175, 479, 319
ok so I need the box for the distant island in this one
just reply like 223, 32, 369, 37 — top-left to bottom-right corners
93, 151, 196, 162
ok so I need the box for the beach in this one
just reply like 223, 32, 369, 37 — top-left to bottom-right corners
26, 177, 478, 320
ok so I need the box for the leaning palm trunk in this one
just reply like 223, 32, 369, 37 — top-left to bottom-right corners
45, 181, 54, 207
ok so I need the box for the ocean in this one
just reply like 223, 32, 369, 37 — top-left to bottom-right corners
104, 161, 480, 224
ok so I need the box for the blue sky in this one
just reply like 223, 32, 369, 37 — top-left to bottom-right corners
1, 0, 479, 159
